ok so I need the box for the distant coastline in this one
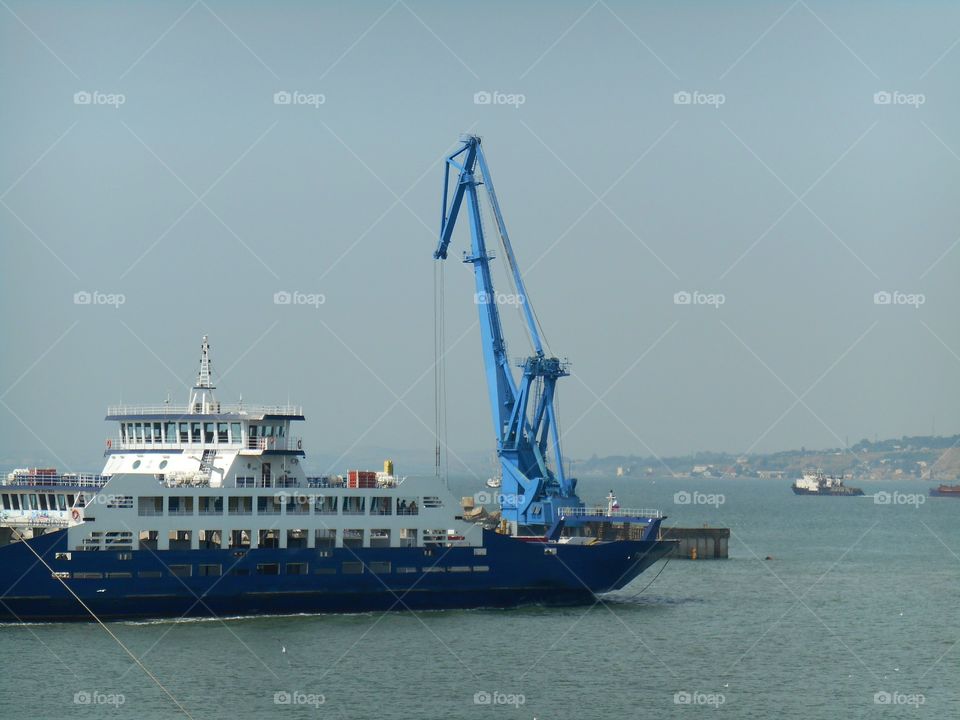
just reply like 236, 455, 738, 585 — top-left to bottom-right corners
573, 434, 960, 482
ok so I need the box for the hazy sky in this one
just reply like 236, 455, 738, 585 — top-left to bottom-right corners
2, 1, 959, 474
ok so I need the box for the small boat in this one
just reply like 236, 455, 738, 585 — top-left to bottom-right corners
929, 484, 960, 498
791, 469, 863, 496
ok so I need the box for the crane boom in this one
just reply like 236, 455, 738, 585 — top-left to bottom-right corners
435, 135, 583, 532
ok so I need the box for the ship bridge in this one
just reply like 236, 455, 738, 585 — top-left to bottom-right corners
101, 336, 306, 487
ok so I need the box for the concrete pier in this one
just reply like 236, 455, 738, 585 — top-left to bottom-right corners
661, 526, 729, 559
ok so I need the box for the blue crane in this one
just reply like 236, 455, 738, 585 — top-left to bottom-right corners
434, 135, 586, 532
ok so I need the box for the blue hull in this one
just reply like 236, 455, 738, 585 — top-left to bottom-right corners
0, 530, 674, 621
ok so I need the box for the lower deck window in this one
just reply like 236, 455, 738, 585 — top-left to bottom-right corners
138, 571, 162, 579
169, 565, 192, 577
73, 572, 103, 579
106, 572, 132, 579
369, 561, 391, 574
396, 566, 417, 574
313, 567, 336, 575
256, 563, 280, 575
285, 562, 308, 575
199, 564, 222, 577
342, 562, 363, 574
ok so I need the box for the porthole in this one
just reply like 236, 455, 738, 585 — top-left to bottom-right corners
132, 460, 141, 469
159, 460, 168, 469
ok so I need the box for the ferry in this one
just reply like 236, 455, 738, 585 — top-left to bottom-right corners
0, 338, 674, 621
791, 470, 864, 496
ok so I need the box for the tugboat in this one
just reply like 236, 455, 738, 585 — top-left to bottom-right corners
791, 470, 864, 496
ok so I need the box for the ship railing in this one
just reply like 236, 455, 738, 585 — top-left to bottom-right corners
245, 437, 303, 452
3, 473, 110, 488
558, 506, 663, 520
0, 511, 72, 527
106, 403, 304, 416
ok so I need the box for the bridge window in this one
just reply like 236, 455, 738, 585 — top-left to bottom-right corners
230, 422, 241, 443
217, 423, 228, 443
38, 494, 48, 511
152, 422, 162, 443
204, 423, 214, 443
1, 494, 9, 510
164, 422, 176, 443
191, 422, 201, 443
134, 423, 144, 443
179, 422, 189, 442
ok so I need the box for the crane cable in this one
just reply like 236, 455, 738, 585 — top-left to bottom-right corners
433, 261, 448, 485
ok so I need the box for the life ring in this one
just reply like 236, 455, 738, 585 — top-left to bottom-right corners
71, 508, 81, 521
297, 438, 302, 450
106, 439, 112, 449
